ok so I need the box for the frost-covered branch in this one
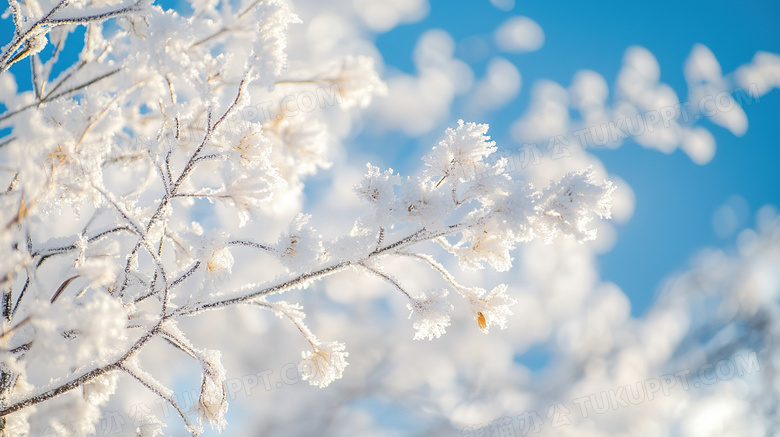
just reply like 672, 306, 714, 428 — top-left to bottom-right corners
0, 0, 146, 73
0, 0, 618, 433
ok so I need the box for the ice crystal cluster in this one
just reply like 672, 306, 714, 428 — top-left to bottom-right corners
0, 0, 614, 434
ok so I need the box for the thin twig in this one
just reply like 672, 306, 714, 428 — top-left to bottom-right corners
0, 68, 121, 124
358, 262, 413, 300
227, 240, 276, 252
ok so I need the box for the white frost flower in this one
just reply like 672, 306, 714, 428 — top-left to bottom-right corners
533, 168, 615, 243
251, 0, 301, 86
276, 214, 325, 273
354, 164, 401, 223
83, 372, 118, 405
25, 33, 48, 58
30, 293, 129, 365
453, 225, 516, 272
215, 165, 282, 227
264, 115, 331, 180
230, 125, 274, 169
397, 176, 453, 228
332, 55, 387, 108
298, 341, 349, 388
207, 247, 234, 278
197, 350, 228, 431
78, 293, 130, 361
407, 289, 454, 340
195, 232, 234, 284
467, 284, 517, 333
423, 120, 497, 187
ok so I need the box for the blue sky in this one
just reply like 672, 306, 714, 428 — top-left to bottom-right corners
364, 1, 780, 317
